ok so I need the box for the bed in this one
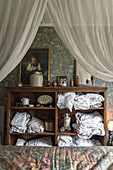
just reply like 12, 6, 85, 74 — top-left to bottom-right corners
0, 146, 113, 169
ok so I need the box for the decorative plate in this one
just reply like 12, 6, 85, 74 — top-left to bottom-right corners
37, 95, 53, 104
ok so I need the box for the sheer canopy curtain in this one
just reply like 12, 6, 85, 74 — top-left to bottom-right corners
0, 0, 47, 81
47, 0, 113, 82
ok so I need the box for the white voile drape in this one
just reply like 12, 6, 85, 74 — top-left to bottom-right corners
47, 0, 113, 82
0, 0, 47, 81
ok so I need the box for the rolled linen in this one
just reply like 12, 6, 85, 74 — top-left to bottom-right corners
57, 135, 73, 147
27, 117, 44, 133
26, 136, 52, 146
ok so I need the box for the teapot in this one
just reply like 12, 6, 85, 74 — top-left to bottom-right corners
30, 71, 43, 87
21, 98, 30, 106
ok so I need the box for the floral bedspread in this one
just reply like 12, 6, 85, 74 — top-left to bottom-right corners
0, 146, 113, 170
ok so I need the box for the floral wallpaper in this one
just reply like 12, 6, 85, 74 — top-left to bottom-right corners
0, 27, 113, 122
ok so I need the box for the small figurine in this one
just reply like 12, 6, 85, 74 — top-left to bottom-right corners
60, 126, 65, 132
91, 75, 95, 86
45, 81, 51, 87
52, 81, 57, 87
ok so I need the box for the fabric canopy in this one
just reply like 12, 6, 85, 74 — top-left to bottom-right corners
47, 0, 113, 82
0, 0, 47, 81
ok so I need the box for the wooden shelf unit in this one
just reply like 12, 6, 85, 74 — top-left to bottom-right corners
7, 87, 107, 146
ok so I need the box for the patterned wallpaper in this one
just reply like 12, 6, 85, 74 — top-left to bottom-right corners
0, 27, 113, 122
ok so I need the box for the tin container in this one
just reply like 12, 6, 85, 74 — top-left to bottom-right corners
45, 120, 54, 132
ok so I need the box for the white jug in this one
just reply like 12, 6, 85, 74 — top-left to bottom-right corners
30, 71, 43, 87
21, 98, 30, 106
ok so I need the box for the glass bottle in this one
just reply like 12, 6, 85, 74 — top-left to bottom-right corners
76, 76, 80, 87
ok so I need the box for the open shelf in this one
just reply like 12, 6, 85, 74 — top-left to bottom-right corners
7, 87, 107, 146
57, 132, 77, 136
10, 107, 55, 110
10, 132, 55, 135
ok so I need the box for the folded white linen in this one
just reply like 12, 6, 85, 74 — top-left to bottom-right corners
27, 117, 44, 133
10, 126, 27, 133
72, 111, 105, 139
10, 112, 30, 133
74, 93, 104, 110
75, 111, 103, 124
74, 95, 90, 110
16, 138, 26, 146
86, 93, 104, 107
57, 92, 76, 112
11, 112, 30, 127
57, 135, 73, 147
26, 136, 52, 146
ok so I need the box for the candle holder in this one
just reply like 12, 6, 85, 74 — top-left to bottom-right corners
108, 130, 113, 146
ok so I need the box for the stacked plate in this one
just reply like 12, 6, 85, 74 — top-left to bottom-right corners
37, 95, 53, 105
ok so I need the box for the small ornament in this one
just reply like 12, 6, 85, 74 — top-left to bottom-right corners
60, 126, 65, 132
17, 82, 23, 87
91, 75, 95, 86
45, 81, 51, 87
52, 81, 57, 87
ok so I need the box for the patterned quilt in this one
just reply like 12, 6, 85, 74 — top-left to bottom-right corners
0, 146, 113, 170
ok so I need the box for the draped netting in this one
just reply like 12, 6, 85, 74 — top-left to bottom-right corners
0, 0, 48, 81
47, 0, 113, 81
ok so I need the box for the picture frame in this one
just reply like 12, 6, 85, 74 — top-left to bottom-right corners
57, 76, 67, 87
19, 47, 50, 86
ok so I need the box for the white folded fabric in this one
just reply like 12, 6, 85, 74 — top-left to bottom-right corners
72, 111, 105, 139
57, 135, 73, 147
75, 111, 103, 124
26, 136, 52, 146
27, 117, 44, 133
57, 92, 76, 112
16, 138, 26, 146
74, 93, 104, 110
10, 112, 30, 133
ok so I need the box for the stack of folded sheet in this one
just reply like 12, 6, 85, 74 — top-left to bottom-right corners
57, 92, 104, 111
10, 113, 44, 133
74, 93, 104, 110
10, 112, 30, 133
72, 111, 105, 139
